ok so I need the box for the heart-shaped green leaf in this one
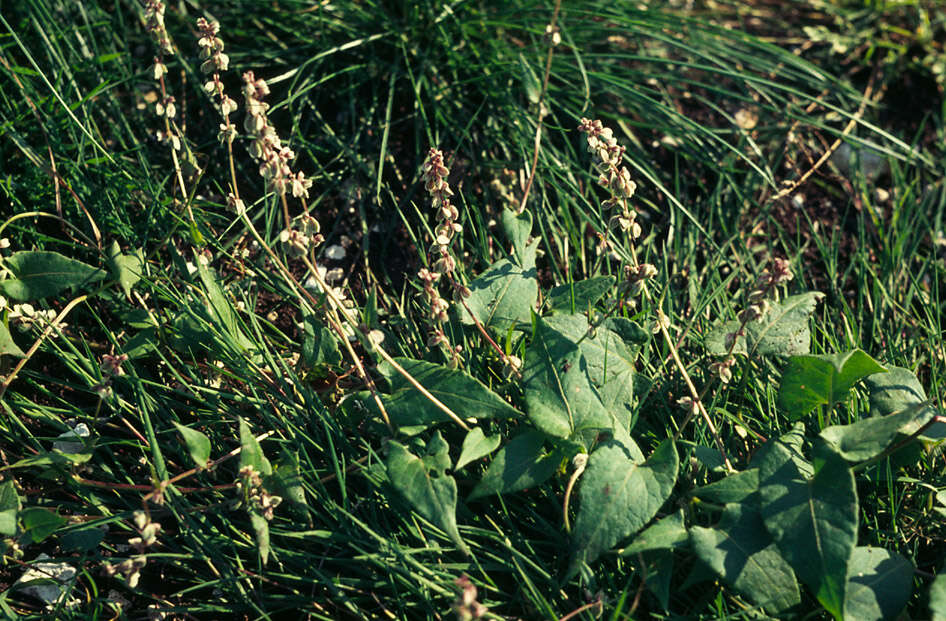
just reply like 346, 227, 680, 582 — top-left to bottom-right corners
107, 241, 143, 298
501, 207, 533, 264
542, 314, 642, 430
172, 422, 211, 469
0, 322, 24, 358
690, 469, 759, 504
866, 366, 946, 441
844, 547, 912, 621
690, 503, 801, 613
462, 256, 538, 334
570, 439, 677, 575
548, 276, 615, 314
522, 317, 612, 444
706, 291, 824, 357
0, 481, 20, 537
455, 427, 501, 471
758, 437, 857, 619
469, 429, 566, 500
239, 418, 271, 476
778, 349, 886, 419
386, 432, 468, 555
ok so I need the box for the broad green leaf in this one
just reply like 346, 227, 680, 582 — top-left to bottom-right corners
0, 481, 20, 536
0, 321, 24, 358
692, 445, 726, 472
462, 257, 538, 334
239, 418, 272, 476
249, 510, 271, 565
619, 510, 688, 557
386, 433, 468, 555
604, 316, 649, 345
107, 241, 143, 298
548, 276, 615, 314
690, 503, 801, 612
542, 314, 641, 430
820, 401, 933, 462
867, 366, 927, 416
778, 349, 886, 420
172, 422, 211, 469
643, 549, 674, 610
59, 527, 104, 553
501, 207, 532, 264
866, 366, 946, 440
455, 427, 501, 471
570, 439, 678, 575
301, 314, 342, 368
931, 570, 946, 621
691, 469, 759, 504
271, 450, 307, 509
377, 358, 519, 430
758, 438, 857, 619
523, 317, 612, 444
844, 547, 912, 621
706, 291, 824, 357
20, 508, 67, 543
0, 251, 106, 301
469, 430, 566, 500
197, 262, 256, 354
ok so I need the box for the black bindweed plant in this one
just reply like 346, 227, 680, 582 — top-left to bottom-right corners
0, 0, 945, 619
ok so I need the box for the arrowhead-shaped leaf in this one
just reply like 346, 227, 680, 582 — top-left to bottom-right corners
455, 427, 501, 471
172, 422, 211, 469
522, 317, 612, 444
570, 439, 677, 574
377, 358, 519, 430
386, 432, 468, 555
468, 429, 566, 500
548, 276, 615, 314
778, 349, 886, 420
758, 438, 857, 619
0, 250, 106, 301
239, 418, 272, 476
0, 322, 24, 358
0, 481, 20, 537
461, 256, 538, 334
249, 510, 271, 565
844, 547, 912, 621
542, 314, 642, 430
706, 292, 824, 357
20, 508, 67, 543
690, 503, 801, 613
501, 207, 533, 263
107, 241, 143, 298
301, 315, 342, 368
